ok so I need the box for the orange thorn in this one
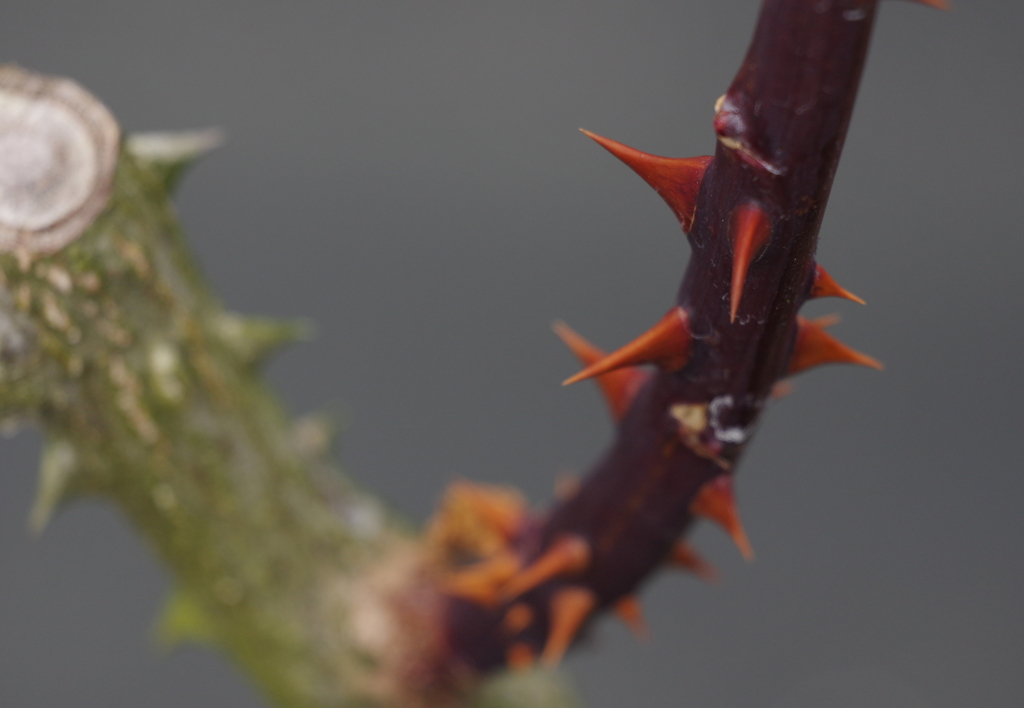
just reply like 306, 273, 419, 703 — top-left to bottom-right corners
810, 264, 865, 305
770, 379, 795, 400
729, 202, 772, 323
443, 552, 521, 606
502, 602, 535, 636
614, 595, 650, 641
667, 540, 719, 583
500, 534, 591, 601
580, 129, 712, 233
541, 586, 597, 667
562, 307, 692, 386
553, 321, 650, 419
909, 0, 951, 9
506, 641, 537, 671
788, 315, 883, 376
691, 476, 754, 561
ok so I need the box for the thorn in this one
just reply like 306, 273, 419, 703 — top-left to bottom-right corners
614, 595, 650, 641
788, 315, 883, 376
214, 312, 313, 369
443, 552, 521, 606
291, 412, 339, 460
729, 202, 772, 323
126, 128, 224, 193
553, 321, 650, 419
29, 439, 79, 535
770, 380, 795, 400
541, 586, 597, 667
154, 589, 218, 648
909, 0, 951, 9
502, 602, 535, 636
812, 312, 842, 328
810, 264, 865, 305
507, 641, 537, 671
580, 129, 712, 233
562, 307, 692, 386
667, 541, 719, 582
691, 476, 754, 561
500, 534, 591, 601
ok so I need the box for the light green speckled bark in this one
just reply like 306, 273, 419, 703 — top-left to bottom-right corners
0, 123, 580, 708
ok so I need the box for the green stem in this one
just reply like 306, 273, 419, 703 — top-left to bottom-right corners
0, 67, 579, 708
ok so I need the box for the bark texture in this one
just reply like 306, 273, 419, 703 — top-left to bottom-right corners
0, 65, 578, 708
445, 0, 881, 671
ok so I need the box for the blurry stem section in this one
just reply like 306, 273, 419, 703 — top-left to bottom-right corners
0, 66, 579, 708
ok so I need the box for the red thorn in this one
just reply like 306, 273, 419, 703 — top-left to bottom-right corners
500, 534, 591, 601
788, 315, 883, 376
553, 321, 650, 419
562, 307, 692, 386
614, 595, 650, 641
667, 540, 719, 582
541, 586, 597, 667
506, 641, 537, 671
502, 602, 535, 636
580, 129, 712, 233
909, 0, 951, 9
443, 552, 521, 606
811, 264, 865, 305
729, 202, 772, 323
691, 476, 754, 561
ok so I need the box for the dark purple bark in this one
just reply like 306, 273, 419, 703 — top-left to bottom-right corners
446, 0, 879, 672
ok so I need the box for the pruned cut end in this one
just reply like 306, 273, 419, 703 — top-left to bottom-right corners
0, 66, 120, 254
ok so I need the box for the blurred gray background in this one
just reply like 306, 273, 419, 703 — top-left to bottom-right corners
1, 1, 1022, 707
